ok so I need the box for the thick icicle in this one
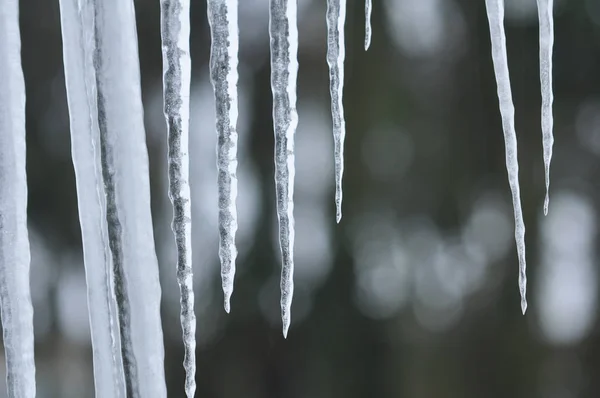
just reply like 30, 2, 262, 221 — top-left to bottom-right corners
326, 0, 347, 223
160, 0, 196, 397
269, 0, 298, 338
364, 0, 372, 50
59, 0, 126, 396
536, 0, 554, 215
59, 0, 167, 396
207, 0, 239, 314
485, 0, 527, 314
0, 1, 36, 396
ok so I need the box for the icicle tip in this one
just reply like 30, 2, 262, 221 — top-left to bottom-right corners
282, 323, 289, 339
543, 193, 549, 216
521, 300, 527, 315
224, 294, 231, 314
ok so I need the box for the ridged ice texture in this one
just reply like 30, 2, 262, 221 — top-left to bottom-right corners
0, 1, 36, 396
537, 0, 554, 215
364, 0, 372, 50
485, 0, 527, 314
59, 0, 126, 396
59, 0, 168, 396
269, 0, 298, 338
326, 0, 347, 223
207, 0, 239, 314
160, 0, 196, 397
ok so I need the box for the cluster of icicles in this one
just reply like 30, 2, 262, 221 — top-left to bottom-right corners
0, 0, 553, 396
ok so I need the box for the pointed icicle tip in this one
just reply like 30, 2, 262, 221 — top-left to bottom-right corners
336, 211, 342, 224
224, 295, 231, 314
521, 300, 527, 315
282, 311, 290, 338
543, 193, 549, 216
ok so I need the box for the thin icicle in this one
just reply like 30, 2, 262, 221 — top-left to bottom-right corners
59, 0, 168, 396
269, 0, 298, 338
0, 1, 36, 396
537, 0, 554, 215
364, 0, 372, 50
160, 0, 196, 397
207, 0, 239, 314
59, 0, 126, 396
485, 0, 527, 314
326, 0, 347, 223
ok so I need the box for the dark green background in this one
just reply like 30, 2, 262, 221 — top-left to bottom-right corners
11, 0, 600, 397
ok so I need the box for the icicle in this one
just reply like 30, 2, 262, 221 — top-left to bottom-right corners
59, 0, 126, 396
0, 1, 36, 396
536, 0, 554, 215
207, 0, 239, 314
326, 0, 347, 223
269, 0, 298, 338
160, 0, 196, 397
59, 0, 167, 396
365, 0, 372, 51
485, 0, 527, 314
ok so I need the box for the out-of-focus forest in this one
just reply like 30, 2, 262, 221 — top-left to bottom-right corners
6, 0, 600, 396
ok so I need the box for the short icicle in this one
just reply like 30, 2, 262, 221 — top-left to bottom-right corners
365, 0, 372, 50
326, 0, 347, 223
485, 0, 527, 314
269, 0, 298, 338
160, 0, 196, 396
207, 0, 239, 314
0, 1, 36, 396
536, 0, 554, 215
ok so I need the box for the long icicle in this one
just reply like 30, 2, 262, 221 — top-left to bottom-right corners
269, 0, 298, 338
485, 0, 527, 314
0, 1, 36, 396
59, 0, 126, 396
62, 0, 168, 396
365, 0, 372, 50
160, 0, 196, 396
536, 0, 554, 215
326, 0, 347, 223
207, 0, 239, 314
95, 0, 167, 395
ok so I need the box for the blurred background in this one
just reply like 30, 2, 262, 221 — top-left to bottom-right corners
6, 0, 600, 396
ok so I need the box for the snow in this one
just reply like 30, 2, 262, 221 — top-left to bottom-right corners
537, 0, 554, 215
365, 0, 372, 50
269, 0, 298, 338
160, 0, 196, 396
59, 0, 167, 396
326, 0, 347, 223
207, 0, 240, 314
485, 0, 528, 314
0, 1, 36, 396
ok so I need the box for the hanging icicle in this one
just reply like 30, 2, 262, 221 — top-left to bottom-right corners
485, 0, 528, 314
269, 0, 298, 338
160, 0, 196, 397
536, 0, 554, 215
365, 0, 372, 50
59, 0, 168, 396
207, 0, 240, 314
59, 0, 126, 396
326, 0, 347, 223
0, 1, 36, 396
